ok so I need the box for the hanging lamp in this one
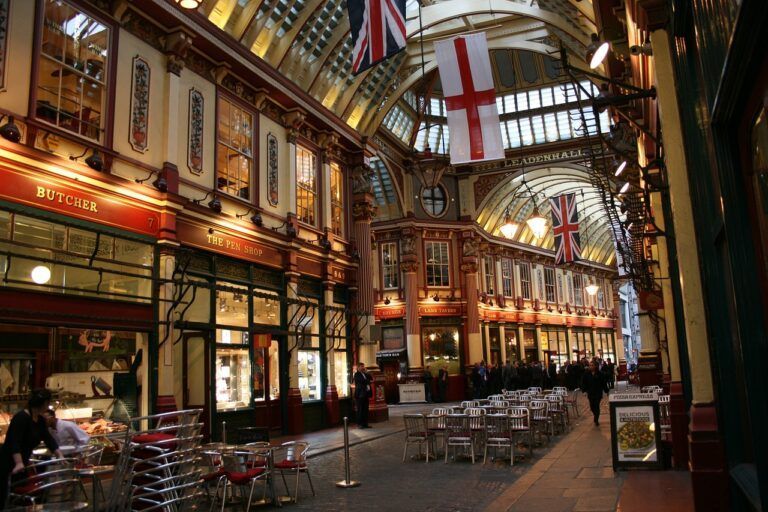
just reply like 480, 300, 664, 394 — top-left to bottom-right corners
526, 204, 548, 239
499, 210, 519, 239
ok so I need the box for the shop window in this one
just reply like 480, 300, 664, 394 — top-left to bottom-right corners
330, 162, 344, 237
518, 262, 531, 299
483, 255, 495, 294
178, 277, 211, 323
0, 211, 153, 303
544, 267, 556, 303
216, 286, 249, 327
597, 287, 605, 309
297, 351, 320, 401
217, 96, 253, 199
573, 273, 584, 306
327, 307, 349, 398
537, 268, 545, 301
567, 274, 574, 304
381, 326, 404, 349
422, 326, 460, 375
501, 258, 513, 297
253, 293, 280, 326
253, 335, 279, 401
36, 0, 109, 142
380, 242, 399, 290
425, 241, 450, 287
216, 342, 251, 411
296, 145, 317, 226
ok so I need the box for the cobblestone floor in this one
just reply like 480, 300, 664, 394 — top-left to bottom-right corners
285, 402, 590, 512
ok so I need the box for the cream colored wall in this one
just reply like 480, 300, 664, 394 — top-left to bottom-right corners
111, 30, 168, 177
258, 115, 290, 222
0, 0, 34, 115
176, 67, 217, 190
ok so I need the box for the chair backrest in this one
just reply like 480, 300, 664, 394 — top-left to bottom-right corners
10, 463, 86, 506
281, 441, 310, 464
507, 408, 530, 430
553, 386, 567, 392
658, 394, 671, 404
432, 407, 449, 416
485, 414, 510, 436
77, 444, 104, 466
221, 453, 248, 474
460, 400, 478, 408
465, 407, 486, 416
492, 400, 511, 408
488, 394, 504, 401
528, 387, 542, 393
444, 414, 470, 436
403, 414, 427, 437
529, 400, 549, 419
547, 394, 564, 412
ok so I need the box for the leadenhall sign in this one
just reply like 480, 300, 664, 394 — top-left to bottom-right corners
473, 148, 583, 172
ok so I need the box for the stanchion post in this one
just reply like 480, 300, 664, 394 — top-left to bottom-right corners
336, 416, 361, 488
222, 421, 227, 444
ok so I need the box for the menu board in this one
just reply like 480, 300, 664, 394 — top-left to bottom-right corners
609, 393, 663, 470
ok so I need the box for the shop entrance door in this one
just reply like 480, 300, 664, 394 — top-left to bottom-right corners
182, 332, 211, 438
380, 361, 400, 403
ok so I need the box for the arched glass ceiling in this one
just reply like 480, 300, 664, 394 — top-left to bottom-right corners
369, 157, 402, 221
194, 0, 596, 133
477, 166, 618, 266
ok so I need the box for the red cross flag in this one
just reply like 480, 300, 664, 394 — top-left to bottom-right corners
434, 33, 504, 164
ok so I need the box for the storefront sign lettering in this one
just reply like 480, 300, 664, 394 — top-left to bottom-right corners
176, 221, 282, 268
375, 306, 406, 319
205, 233, 264, 257
419, 304, 462, 316
36, 186, 98, 212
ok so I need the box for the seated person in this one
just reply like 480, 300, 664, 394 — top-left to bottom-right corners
45, 410, 90, 448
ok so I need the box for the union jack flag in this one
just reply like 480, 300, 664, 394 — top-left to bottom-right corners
550, 193, 582, 265
347, 0, 407, 75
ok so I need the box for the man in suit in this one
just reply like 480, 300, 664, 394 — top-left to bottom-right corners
581, 359, 610, 425
353, 362, 372, 428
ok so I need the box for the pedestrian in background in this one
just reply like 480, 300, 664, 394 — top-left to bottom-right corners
353, 362, 372, 428
423, 365, 434, 403
581, 360, 609, 425
437, 365, 448, 402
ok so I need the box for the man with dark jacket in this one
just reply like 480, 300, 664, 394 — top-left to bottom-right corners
581, 359, 610, 425
547, 359, 558, 389
353, 362, 372, 428
437, 365, 448, 402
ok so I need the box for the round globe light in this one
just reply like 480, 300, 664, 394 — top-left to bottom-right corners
31, 265, 51, 285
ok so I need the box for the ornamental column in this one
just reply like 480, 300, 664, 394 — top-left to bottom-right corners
351, 164, 378, 369
461, 234, 482, 367
498, 323, 507, 363
400, 231, 421, 373
284, 267, 304, 435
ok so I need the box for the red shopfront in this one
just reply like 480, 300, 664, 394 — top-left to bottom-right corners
0, 158, 162, 434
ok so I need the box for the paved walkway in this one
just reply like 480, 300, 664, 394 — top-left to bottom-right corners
272, 396, 694, 512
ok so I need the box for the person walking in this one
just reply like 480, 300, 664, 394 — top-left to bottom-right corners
0, 389, 63, 509
423, 365, 434, 403
502, 360, 512, 391
581, 360, 610, 425
547, 359, 558, 389
437, 365, 448, 402
353, 362, 372, 428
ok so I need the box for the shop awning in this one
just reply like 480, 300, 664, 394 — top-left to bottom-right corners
376, 348, 406, 359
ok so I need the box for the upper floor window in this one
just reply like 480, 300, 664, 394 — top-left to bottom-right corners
330, 162, 344, 236
573, 273, 584, 306
381, 242, 399, 290
425, 241, 450, 287
544, 267, 556, 303
296, 146, 317, 226
217, 97, 253, 199
501, 258, 513, 297
483, 255, 495, 294
518, 262, 531, 299
597, 279, 605, 309
36, 1, 110, 142
421, 185, 447, 217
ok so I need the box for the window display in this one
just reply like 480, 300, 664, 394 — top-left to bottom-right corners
297, 350, 320, 401
253, 336, 280, 401
216, 286, 249, 327
253, 293, 280, 325
216, 346, 251, 410
422, 326, 460, 375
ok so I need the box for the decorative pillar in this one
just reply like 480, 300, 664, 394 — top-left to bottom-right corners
517, 324, 524, 362
351, 164, 387, 421
285, 270, 304, 435
401, 231, 421, 372
157, 246, 179, 414
159, 30, 192, 193
323, 282, 340, 426
498, 323, 507, 363
483, 322, 491, 363
461, 234, 482, 369
535, 323, 543, 362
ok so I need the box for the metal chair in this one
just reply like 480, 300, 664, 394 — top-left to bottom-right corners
272, 441, 315, 503
529, 400, 552, 444
546, 394, 569, 433
444, 414, 475, 464
217, 449, 272, 512
428, 409, 449, 453
8, 458, 88, 508
507, 407, 533, 458
484, 414, 514, 466
403, 414, 436, 463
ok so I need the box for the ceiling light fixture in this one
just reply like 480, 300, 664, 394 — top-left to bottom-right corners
614, 160, 627, 177
175, 0, 201, 9
585, 282, 600, 296
526, 205, 548, 239
587, 33, 610, 69
499, 210, 519, 239
619, 182, 630, 194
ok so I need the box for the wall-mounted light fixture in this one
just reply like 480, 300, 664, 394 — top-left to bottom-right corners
236, 207, 263, 226
192, 191, 221, 213
0, 116, 21, 143
383, 296, 391, 305
69, 147, 103, 171
135, 169, 167, 192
